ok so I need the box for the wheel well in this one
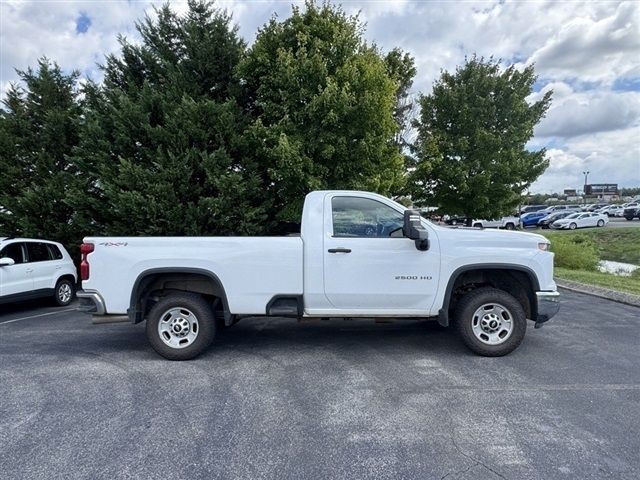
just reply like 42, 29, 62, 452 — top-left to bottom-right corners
446, 268, 537, 321
57, 274, 76, 286
129, 270, 229, 324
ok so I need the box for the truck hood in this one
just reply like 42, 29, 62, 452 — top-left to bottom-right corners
433, 224, 548, 249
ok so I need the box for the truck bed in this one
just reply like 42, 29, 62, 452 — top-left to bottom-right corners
82, 237, 303, 315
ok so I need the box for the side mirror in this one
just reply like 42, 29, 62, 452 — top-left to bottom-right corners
403, 210, 430, 251
0, 257, 15, 267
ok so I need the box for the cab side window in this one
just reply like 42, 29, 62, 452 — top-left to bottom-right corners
0, 243, 26, 264
27, 242, 53, 262
332, 197, 404, 238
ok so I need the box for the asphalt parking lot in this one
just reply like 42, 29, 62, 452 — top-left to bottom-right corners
1, 291, 639, 480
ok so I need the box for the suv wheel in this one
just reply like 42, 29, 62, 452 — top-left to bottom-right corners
54, 279, 75, 306
453, 287, 527, 357
146, 293, 216, 360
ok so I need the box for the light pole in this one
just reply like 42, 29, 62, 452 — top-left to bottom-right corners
582, 170, 589, 204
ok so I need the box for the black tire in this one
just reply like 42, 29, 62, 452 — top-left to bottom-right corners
505, 223, 515, 230
146, 293, 216, 360
569, 222, 577, 230
473, 223, 482, 228
54, 278, 75, 306
453, 287, 527, 357
597, 219, 605, 227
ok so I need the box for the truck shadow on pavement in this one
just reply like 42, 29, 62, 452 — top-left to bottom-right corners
72, 317, 473, 360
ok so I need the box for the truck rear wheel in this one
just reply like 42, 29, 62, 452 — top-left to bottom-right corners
453, 287, 526, 357
146, 293, 216, 360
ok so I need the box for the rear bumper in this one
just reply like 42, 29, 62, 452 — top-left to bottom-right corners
76, 290, 106, 315
535, 291, 560, 328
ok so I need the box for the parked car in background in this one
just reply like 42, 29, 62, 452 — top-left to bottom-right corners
520, 211, 548, 228
617, 203, 639, 217
551, 212, 608, 230
623, 206, 640, 221
537, 211, 573, 229
540, 205, 582, 215
471, 216, 519, 230
0, 237, 77, 306
520, 205, 547, 215
597, 205, 622, 217
586, 203, 608, 212
444, 216, 471, 226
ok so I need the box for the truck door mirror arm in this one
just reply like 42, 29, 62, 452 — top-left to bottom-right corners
403, 210, 430, 251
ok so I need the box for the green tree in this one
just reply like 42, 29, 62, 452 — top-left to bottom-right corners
0, 59, 84, 247
70, 0, 269, 236
238, 1, 407, 221
409, 56, 552, 222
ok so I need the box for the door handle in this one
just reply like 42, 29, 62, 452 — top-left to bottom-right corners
26, 269, 33, 273
328, 248, 351, 253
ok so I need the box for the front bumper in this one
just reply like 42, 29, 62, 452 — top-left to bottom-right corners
535, 291, 560, 328
76, 290, 106, 315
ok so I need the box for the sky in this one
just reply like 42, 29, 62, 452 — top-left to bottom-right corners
1, 0, 639, 194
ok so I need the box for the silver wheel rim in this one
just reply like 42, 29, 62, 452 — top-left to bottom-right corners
471, 303, 514, 345
598, 220, 604, 227
58, 283, 72, 303
570, 223, 576, 229
158, 307, 199, 349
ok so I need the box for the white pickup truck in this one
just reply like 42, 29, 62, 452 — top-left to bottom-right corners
78, 190, 559, 360
471, 217, 519, 230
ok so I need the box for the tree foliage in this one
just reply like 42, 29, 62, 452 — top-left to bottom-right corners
71, 0, 268, 236
409, 56, 552, 221
239, 1, 407, 220
0, 59, 84, 246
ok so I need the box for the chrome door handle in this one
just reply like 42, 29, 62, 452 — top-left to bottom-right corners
328, 248, 351, 253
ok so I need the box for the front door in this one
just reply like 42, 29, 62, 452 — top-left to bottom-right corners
0, 242, 33, 297
323, 195, 439, 314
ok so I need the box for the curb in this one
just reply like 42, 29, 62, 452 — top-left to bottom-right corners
555, 279, 640, 308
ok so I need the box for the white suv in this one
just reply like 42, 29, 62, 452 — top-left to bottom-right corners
0, 238, 77, 306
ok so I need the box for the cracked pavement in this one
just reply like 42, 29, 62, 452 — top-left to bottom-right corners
1, 291, 639, 479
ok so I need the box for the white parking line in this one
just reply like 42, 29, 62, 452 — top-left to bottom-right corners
0, 308, 77, 325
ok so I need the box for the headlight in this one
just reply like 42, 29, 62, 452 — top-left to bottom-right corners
538, 242, 550, 251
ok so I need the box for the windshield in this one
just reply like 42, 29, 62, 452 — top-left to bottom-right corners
565, 213, 580, 219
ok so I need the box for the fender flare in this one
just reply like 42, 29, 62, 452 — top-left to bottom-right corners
437, 263, 540, 327
128, 267, 231, 324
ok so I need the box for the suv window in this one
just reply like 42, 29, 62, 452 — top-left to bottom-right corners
0, 242, 26, 264
47, 244, 63, 260
332, 197, 404, 238
27, 242, 53, 262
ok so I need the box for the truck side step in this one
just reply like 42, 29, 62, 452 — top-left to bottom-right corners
92, 315, 130, 324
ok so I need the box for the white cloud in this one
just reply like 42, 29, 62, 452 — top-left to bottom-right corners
527, 1, 640, 85
530, 127, 640, 193
535, 88, 640, 138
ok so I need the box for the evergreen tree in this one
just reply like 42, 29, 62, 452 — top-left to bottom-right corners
238, 1, 407, 221
409, 56, 552, 222
71, 0, 268, 236
0, 59, 83, 247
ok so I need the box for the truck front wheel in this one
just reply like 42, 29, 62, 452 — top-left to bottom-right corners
146, 293, 216, 360
453, 288, 526, 356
